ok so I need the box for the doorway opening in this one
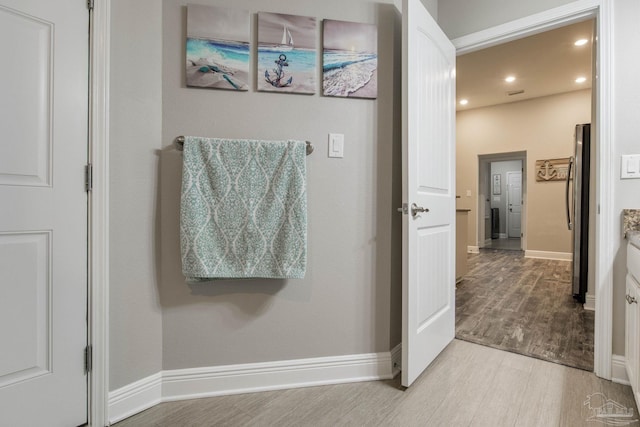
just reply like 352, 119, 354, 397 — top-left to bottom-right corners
454, 19, 596, 372
478, 153, 526, 251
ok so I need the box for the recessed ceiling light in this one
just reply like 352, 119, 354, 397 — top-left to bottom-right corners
575, 76, 587, 83
505, 76, 516, 83
575, 39, 589, 46
459, 99, 469, 105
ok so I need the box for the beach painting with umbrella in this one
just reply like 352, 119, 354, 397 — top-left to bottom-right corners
258, 12, 317, 94
323, 20, 377, 99
186, 4, 249, 91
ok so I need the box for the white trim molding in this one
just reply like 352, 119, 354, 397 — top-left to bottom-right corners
89, 0, 110, 426
467, 246, 480, 254
108, 373, 162, 425
453, 0, 613, 380
584, 293, 596, 311
108, 351, 395, 424
524, 250, 572, 261
611, 355, 630, 385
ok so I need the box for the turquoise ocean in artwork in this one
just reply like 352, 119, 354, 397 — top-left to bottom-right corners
323, 50, 377, 97
187, 38, 249, 72
258, 47, 316, 93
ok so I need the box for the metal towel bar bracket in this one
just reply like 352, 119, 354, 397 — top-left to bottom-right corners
175, 136, 314, 156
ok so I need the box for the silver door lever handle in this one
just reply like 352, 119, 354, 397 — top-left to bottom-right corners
411, 203, 429, 217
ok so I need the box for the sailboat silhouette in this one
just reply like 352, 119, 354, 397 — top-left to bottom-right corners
280, 26, 294, 51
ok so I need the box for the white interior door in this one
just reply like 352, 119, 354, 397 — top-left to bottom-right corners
0, 0, 88, 425
401, 0, 456, 387
507, 171, 522, 238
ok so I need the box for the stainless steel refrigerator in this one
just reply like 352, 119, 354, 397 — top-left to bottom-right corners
565, 123, 590, 303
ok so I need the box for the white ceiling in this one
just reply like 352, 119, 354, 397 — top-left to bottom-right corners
456, 19, 595, 111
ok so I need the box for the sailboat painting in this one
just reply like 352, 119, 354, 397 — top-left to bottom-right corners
186, 4, 250, 91
323, 20, 377, 99
258, 12, 317, 94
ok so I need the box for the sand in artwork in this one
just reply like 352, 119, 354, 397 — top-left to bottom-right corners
186, 4, 250, 91
258, 12, 317, 95
323, 20, 378, 99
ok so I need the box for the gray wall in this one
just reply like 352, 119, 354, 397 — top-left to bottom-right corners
438, 0, 575, 39
159, 0, 402, 370
109, 0, 164, 390
109, 0, 403, 389
612, 0, 640, 355
439, 0, 640, 356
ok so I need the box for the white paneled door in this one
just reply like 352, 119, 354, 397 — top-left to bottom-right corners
401, 0, 456, 387
507, 171, 522, 238
0, 0, 88, 425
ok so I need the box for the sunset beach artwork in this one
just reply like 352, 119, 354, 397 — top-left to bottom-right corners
323, 20, 377, 99
186, 4, 249, 91
258, 12, 317, 94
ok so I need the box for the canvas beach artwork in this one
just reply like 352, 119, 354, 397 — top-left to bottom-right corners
186, 4, 250, 91
323, 20, 378, 99
258, 12, 317, 94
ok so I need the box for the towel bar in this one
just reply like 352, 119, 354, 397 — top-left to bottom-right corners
174, 136, 314, 155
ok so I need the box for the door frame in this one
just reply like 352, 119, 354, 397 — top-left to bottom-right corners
454, 0, 612, 379
88, 0, 110, 425
477, 152, 526, 250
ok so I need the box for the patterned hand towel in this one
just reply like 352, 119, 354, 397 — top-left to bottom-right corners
180, 137, 307, 280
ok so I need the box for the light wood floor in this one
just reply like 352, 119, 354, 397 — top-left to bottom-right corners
114, 340, 637, 426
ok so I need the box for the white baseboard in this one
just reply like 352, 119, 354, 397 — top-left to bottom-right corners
108, 351, 395, 424
467, 246, 480, 254
108, 372, 162, 424
524, 250, 572, 261
584, 294, 596, 311
499, 233, 507, 239
611, 354, 630, 385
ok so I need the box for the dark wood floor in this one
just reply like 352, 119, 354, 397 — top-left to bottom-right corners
456, 249, 594, 371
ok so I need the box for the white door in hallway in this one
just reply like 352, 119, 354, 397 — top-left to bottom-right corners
401, 0, 456, 387
0, 0, 88, 425
507, 171, 522, 238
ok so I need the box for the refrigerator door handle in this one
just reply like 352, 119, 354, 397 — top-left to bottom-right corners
566, 156, 574, 230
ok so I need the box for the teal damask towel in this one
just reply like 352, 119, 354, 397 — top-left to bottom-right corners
180, 137, 307, 280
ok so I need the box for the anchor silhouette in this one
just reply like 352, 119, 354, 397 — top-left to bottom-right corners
537, 160, 558, 181
265, 54, 293, 88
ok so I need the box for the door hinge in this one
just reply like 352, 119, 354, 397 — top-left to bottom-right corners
87, 0, 94, 10
85, 345, 92, 373
85, 164, 93, 192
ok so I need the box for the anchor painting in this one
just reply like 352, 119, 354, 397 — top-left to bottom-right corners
258, 12, 317, 94
535, 158, 571, 182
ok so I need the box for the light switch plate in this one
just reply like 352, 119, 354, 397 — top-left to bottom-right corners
621, 154, 640, 179
328, 133, 344, 158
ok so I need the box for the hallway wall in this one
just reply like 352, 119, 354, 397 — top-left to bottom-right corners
456, 89, 591, 254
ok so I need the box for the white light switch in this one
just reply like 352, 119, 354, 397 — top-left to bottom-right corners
466, 190, 471, 197
621, 154, 640, 179
328, 133, 344, 158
